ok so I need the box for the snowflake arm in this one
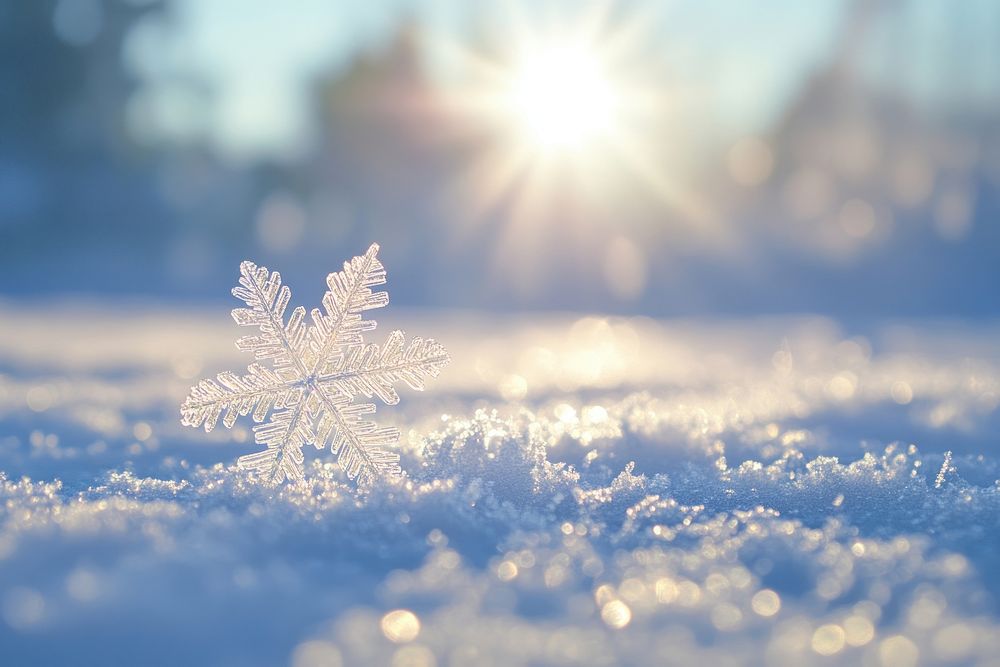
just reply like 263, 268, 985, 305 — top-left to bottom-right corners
314, 393, 402, 486
231, 261, 309, 373
241, 398, 315, 483
180, 363, 299, 431
318, 331, 450, 405
308, 243, 388, 374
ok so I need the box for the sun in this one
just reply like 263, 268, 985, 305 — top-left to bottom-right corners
432, 3, 716, 288
506, 43, 619, 152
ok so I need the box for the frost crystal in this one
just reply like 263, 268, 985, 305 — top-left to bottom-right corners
180, 244, 449, 485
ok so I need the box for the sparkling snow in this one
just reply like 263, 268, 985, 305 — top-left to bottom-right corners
0, 302, 998, 665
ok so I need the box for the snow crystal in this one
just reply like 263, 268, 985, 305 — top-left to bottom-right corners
180, 244, 449, 485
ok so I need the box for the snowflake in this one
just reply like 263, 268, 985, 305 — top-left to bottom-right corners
180, 244, 449, 485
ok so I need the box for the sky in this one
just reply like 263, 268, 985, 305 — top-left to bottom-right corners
7, 0, 999, 315
125, 0, 846, 161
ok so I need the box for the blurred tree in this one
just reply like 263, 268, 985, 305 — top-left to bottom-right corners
0, 0, 171, 292
303, 21, 454, 304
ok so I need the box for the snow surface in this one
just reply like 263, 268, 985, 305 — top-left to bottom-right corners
0, 301, 999, 666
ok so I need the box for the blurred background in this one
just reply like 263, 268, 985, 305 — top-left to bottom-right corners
1, 0, 998, 318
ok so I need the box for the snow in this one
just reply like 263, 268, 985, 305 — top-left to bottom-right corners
0, 301, 999, 665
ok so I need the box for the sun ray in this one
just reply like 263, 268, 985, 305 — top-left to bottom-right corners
427, 2, 726, 298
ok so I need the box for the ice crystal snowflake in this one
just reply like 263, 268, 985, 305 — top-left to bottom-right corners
180, 244, 449, 485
